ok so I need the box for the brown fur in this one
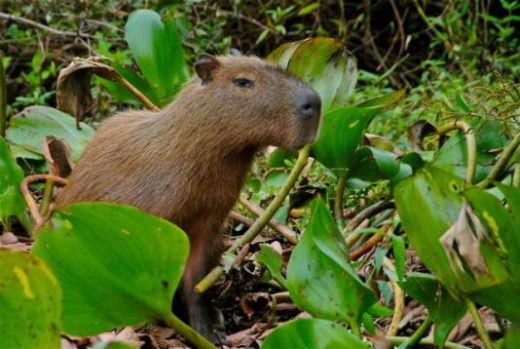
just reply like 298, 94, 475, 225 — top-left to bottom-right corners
55, 54, 320, 340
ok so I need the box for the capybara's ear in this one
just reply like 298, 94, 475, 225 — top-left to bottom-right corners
195, 54, 219, 84
229, 48, 242, 56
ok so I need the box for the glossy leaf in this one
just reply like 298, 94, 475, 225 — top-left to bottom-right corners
32, 203, 189, 336
349, 146, 400, 181
0, 137, 26, 223
312, 106, 380, 176
261, 318, 369, 349
287, 198, 376, 324
0, 250, 62, 348
125, 9, 188, 106
400, 272, 466, 347
6, 106, 95, 162
268, 37, 358, 112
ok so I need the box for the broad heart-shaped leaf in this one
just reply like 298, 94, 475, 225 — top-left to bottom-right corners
394, 166, 508, 296
125, 9, 188, 107
32, 203, 189, 336
399, 272, 466, 347
0, 250, 62, 349
267, 37, 358, 112
348, 146, 400, 181
0, 137, 26, 223
261, 318, 369, 349
312, 106, 380, 176
6, 106, 95, 162
287, 198, 376, 325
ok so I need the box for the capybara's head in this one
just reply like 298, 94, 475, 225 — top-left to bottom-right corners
185, 54, 321, 149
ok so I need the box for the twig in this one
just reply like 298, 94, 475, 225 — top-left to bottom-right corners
20, 174, 68, 230
195, 145, 311, 294
0, 12, 97, 40
383, 257, 404, 337
437, 121, 477, 185
238, 197, 298, 245
477, 132, 520, 189
216, 9, 275, 33
350, 224, 390, 261
466, 299, 493, 349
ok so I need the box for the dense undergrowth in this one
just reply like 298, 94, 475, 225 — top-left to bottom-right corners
0, 1, 519, 348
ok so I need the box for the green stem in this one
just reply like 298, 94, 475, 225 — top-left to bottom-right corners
387, 336, 471, 349
334, 176, 346, 230
195, 145, 311, 293
466, 299, 494, 349
437, 121, 477, 185
39, 179, 54, 217
400, 315, 433, 349
513, 164, 520, 188
0, 56, 6, 137
163, 312, 217, 349
478, 132, 520, 189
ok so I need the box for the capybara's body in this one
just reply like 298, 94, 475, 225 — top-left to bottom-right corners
55, 54, 321, 340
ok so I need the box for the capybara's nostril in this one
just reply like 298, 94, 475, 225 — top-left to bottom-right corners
297, 88, 321, 119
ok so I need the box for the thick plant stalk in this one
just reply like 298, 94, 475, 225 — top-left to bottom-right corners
437, 121, 477, 185
400, 314, 433, 348
466, 299, 493, 349
0, 56, 6, 137
383, 257, 404, 337
334, 176, 346, 229
195, 145, 311, 294
163, 313, 218, 349
478, 132, 520, 189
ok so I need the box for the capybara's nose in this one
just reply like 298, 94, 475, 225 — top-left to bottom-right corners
297, 87, 321, 120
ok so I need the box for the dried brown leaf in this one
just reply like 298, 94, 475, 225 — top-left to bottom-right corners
440, 201, 488, 276
43, 136, 73, 177
407, 120, 438, 151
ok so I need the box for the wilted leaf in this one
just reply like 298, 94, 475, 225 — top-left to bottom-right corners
261, 319, 369, 349
43, 136, 73, 177
287, 198, 376, 325
0, 250, 62, 348
32, 203, 189, 336
407, 120, 437, 152
440, 201, 489, 276
0, 137, 26, 223
6, 106, 95, 162
268, 37, 358, 112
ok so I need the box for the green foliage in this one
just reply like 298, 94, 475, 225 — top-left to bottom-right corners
0, 137, 26, 225
6, 106, 95, 162
32, 203, 189, 336
0, 250, 62, 349
287, 198, 376, 327
261, 318, 369, 349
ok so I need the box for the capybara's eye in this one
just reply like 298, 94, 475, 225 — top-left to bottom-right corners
233, 78, 255, 88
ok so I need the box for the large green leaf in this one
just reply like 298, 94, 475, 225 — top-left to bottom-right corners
0, 137, 26, 223
261, 319, 368, 349
349, 146, 400, 181
32, 203, 189, 336
125, 9, 188, 107
312, 106, 379, 176
267, 37, 358, 112
400, 272, 467, 347
6, 106, 95, 162
394, 166, 508, 295
287, 198, 376, 325
0, 250, 62, 348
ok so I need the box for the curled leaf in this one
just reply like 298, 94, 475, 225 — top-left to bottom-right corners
407, 120, 437, 151
43, 136, 73, 177
440, 201, 488, 276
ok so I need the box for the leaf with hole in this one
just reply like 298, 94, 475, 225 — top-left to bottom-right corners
32, 203, 189, 336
